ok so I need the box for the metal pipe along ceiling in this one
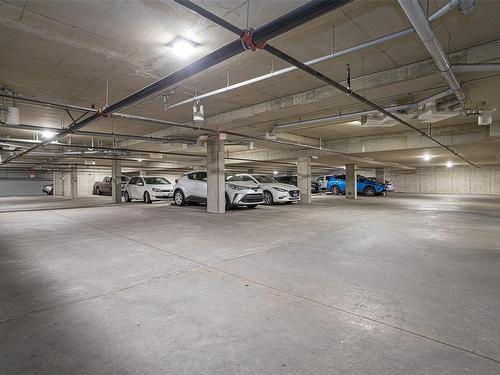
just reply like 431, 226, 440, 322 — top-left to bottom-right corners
168, 0, 460, 110
0, 122, 197, 144
0, 0, 351, 166
177, 0, 478, 168
398, 0, 466, 101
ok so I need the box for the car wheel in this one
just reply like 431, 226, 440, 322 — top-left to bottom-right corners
263, 191, 273, 205
124, 191, 131, 202
330, 185, 340, 195
174, 190, 185, 206
144, 191, 153, 204
364, 186, 376, 196
225, 193, 231, 211
96, 187, 101, 195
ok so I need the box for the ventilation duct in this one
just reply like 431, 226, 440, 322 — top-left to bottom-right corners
418, 104, 460, 123
478, 109, 494, 126
360, 113, 398, 127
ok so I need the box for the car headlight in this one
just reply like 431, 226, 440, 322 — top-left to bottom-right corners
227, 183, 246, 190
152, 188, 161, 192
273, 186, 287, 192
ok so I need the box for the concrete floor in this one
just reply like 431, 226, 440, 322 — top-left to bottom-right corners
1, 194, 499, 374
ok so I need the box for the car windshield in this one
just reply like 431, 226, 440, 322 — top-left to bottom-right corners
253, 175, 276, 183
226, 174, 251, 182
121, 176, 128, 182
144, 177, 170, 185
225, 174, 242, 181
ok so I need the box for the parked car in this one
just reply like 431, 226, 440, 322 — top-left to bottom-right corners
173, 171, 264, 209
124, 176, 174, 203
326, 174, 386, 196
42, 183, 53, 195
385, 180, 395, 192
93, 175, 129, 195
274, 175, 320, 193
228, 173, 300, 205
366, 177, 395, 192
316, 175, 334, 190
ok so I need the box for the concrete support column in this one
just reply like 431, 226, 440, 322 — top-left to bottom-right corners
70, 166, 78, 199
207, 134, 225, 214
111, 160, 122, 204
53, 171, 64, 196
375, 168, 386, 184
345, 164, 357, 199
297, 157, 312, 204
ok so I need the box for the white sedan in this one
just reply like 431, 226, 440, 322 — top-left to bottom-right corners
124, 176, 174, 204
230, 174, 300, 204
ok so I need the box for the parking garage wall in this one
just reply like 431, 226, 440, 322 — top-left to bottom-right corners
387, 166, 500, 195
0, 170, 52, 196
77, 170, 109, 196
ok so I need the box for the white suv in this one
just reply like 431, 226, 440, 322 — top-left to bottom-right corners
124, 176, 174, 204
229, 174, 300, 204
173, 171, 264, 209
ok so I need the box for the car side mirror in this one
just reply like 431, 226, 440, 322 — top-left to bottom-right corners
175, 179, 179, 183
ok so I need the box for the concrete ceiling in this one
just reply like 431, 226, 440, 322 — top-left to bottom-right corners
0, 0, 499, 173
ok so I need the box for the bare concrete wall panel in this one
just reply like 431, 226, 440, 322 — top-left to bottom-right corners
405, 173, 420, 193
419, 168, 436, 194
471, 167, 491, 195
490, 167, 500, 194
452, 167, 471, 194
435, 167, 453, 194
389, 166, 500, 195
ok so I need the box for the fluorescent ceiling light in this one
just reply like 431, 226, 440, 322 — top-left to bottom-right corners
168, 37, 198, 58
41, 130, 56, 139
446, 161, 453, 168
422, 153, 432, 161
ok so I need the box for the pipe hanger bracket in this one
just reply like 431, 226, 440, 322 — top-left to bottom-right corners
241, 29, 267, 51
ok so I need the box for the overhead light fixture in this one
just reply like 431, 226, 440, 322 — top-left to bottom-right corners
137, 158, 143, 162
273, 171, 278, 175
446, 161, 453, 168
422, 153, 432, 161
168, 36, 199, 59
193, 100, 204, 124
41, 130, 56, 139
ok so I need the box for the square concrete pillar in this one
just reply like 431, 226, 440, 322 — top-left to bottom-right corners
111, 160, 122, 204
53, 171, 64, 196
70, 166, 78, 199
345, 163, 357, 199
207, 134, 225, 214
375, 168, 386, 184
297, 157, 312, 204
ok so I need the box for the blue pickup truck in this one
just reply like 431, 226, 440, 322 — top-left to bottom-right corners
326, 174, 387, 196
